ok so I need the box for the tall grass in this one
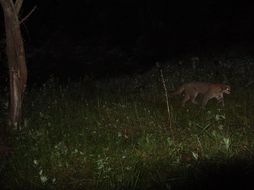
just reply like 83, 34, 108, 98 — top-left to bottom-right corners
1, 57, 254, 189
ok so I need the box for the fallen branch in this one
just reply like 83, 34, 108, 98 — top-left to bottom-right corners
156, 62, 174, 139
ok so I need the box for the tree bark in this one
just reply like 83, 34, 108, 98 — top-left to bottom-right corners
0, 0, 27, 129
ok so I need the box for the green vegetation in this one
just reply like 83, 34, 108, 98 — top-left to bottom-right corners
1, 56, 254, 189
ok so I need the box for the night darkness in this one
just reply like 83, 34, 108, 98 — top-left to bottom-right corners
2, 0, 254, 81
1, 0, 254, 189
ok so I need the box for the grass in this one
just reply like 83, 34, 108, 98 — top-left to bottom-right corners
1, 55, 254, 189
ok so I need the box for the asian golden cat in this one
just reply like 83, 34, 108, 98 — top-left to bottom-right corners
170, 82, 231, 108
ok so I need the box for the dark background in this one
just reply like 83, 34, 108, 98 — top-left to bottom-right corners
1, 0, 254, 83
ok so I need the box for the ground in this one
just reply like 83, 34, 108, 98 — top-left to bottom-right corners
1, 53, 254, 189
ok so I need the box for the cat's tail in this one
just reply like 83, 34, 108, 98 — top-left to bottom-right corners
169, 85, 185, 97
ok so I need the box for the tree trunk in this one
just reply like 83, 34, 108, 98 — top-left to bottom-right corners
0, 0, 27, 129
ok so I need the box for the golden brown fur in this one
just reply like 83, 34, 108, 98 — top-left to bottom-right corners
170, 82, 231, 108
